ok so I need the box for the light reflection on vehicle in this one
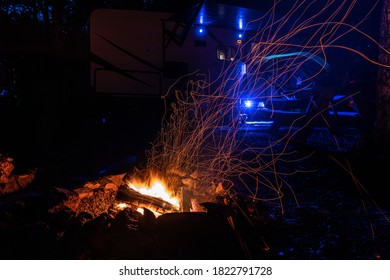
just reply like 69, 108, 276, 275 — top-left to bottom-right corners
235, 52, 361, 130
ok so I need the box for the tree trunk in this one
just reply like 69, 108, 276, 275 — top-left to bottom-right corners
374, 0, 390, 154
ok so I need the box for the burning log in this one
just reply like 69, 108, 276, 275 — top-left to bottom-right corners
116, 185, 179, 213
50, 171, 181, 219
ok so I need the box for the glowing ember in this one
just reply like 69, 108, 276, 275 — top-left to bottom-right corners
116, 202, 168, 217
128, 178, 180, 210
117, 202, 128, 210
136, 207, 163, 217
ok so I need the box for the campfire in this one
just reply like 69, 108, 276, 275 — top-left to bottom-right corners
47, 172, 179, 218
0, 1, 388, 261
116, 175, 181, 216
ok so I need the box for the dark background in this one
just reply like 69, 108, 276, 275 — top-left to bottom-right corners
0, 0, 388, 260
0, 0, 383, 187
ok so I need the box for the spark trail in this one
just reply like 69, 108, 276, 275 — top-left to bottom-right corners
143, 0, 386, 213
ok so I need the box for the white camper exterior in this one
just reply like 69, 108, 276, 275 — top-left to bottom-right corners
90, 8, 245, 98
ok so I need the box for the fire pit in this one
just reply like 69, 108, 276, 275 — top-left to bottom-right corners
49, 171, 183, 218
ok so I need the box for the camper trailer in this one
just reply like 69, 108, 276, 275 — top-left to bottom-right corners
89, 3, 361, 129
89, 5, 248, 98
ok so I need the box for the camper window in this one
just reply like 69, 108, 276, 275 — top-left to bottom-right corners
217, 47, 236, 61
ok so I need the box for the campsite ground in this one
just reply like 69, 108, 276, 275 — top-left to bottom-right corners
0, 101, 388, 260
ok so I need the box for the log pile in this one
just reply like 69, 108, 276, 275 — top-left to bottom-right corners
49, 172, 180, 219
116, 186, 178, 212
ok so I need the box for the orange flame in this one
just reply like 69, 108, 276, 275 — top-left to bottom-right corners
127, 177, 180, 210
117, 202, 128, 210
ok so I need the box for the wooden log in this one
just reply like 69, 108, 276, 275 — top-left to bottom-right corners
116, 186, 178, 212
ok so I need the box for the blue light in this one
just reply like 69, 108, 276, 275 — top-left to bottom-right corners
244, 100, 253, 108
239, 18, 243, 30
241, 63, 247, 75
197, 27, 205, 35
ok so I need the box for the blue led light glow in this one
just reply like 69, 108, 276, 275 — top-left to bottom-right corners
244, 100, 253, 108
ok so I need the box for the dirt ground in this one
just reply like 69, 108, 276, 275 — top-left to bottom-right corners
231, 126, 389, 260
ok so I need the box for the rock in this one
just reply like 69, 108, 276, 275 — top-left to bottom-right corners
2, 176, 19, 194
74, 187, 94, 199
2, 172, 35, 194
0, 155, 14, 184
109, 208, 145, 259
104, 182, 118, 192
138, 207, 156, 232
83, 182, 100, 189
105, 173, 126, 187
154, 212, 246, 259
15, 172, 35, 189
83, 213, 113, 257
0, 155, 35, 195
